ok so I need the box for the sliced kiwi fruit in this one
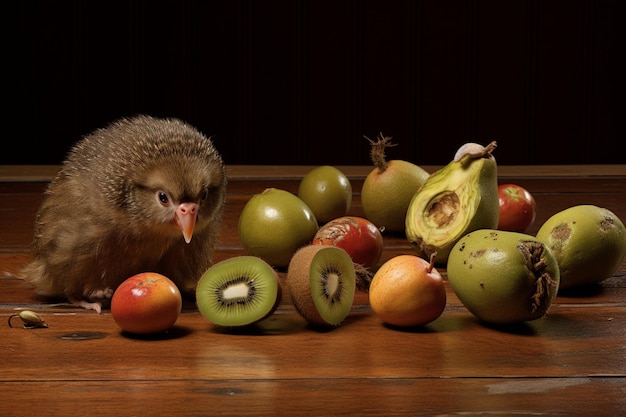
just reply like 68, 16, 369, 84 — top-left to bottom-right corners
196, 256, 282, 327
287, 245, 356, 327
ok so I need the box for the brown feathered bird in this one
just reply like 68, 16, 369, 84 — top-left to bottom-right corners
21, 115, 227, 312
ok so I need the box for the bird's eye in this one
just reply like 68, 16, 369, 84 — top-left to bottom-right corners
157, 191, 169, 206
200, 189, 209, 201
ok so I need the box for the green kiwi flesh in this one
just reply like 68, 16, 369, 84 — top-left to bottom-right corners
287, 245, 356, 326
196, 256, 281, 327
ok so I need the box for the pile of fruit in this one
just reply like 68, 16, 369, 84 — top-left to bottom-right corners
111, 136, 626, 334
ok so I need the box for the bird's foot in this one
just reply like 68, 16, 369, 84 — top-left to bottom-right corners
68, 296, 103, 313
89, 288, 114, 300
68, 288, 114, 314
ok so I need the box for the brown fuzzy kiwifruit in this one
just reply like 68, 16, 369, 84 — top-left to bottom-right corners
287, 245, 356, 327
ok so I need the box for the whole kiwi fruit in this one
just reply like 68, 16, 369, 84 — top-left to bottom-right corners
196, 256, 282, 327
287, 245, 356, 327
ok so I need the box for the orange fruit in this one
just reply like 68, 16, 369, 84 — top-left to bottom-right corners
369, 255, 446, 327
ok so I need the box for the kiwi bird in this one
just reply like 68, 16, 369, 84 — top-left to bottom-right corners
20, 115, 227, 312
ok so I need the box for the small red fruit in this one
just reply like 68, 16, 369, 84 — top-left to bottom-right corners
111, 272, 182, 335
498, 183, 537, 233
312, 216, 384, 268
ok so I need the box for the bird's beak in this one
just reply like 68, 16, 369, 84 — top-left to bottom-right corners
174, 202, 198, 243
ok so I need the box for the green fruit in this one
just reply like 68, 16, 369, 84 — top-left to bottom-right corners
196, 256, 282, 327
361, 134, 430, 233
405, 142, 499, 265
287, 245, 356, 327
535, 205, 626, 289
298, 165, 352, 224
238, 188, 319, 268
447, 229, 560, 324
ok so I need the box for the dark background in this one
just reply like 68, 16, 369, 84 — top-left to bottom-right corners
4, 0, 625, 166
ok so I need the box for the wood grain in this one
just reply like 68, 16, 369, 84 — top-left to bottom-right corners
1, 165, 625, 416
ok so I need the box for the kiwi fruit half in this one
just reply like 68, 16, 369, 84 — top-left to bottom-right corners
196, 256, 282, 327
287, 245, 356, 326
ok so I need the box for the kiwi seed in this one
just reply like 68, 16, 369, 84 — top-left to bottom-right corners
287, 245, 356, 326
196, 256, 282, 327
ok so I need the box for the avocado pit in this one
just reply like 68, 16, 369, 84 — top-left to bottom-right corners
426, 192, 460, 228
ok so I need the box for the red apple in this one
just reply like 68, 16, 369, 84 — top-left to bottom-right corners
312, 216, 383, 268
498, 183, 537, 233
111, 272, 182, 334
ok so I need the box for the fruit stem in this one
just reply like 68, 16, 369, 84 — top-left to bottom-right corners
427, 252, 436, 273
366, 133, 397, 173
453, 141, 498, 162
354, 263, 373, 293
483, 141, 498, 156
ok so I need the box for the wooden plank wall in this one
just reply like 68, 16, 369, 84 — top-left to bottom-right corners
4, 0, 624, 166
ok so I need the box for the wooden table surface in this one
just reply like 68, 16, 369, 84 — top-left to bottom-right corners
1, 165, 625, 417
